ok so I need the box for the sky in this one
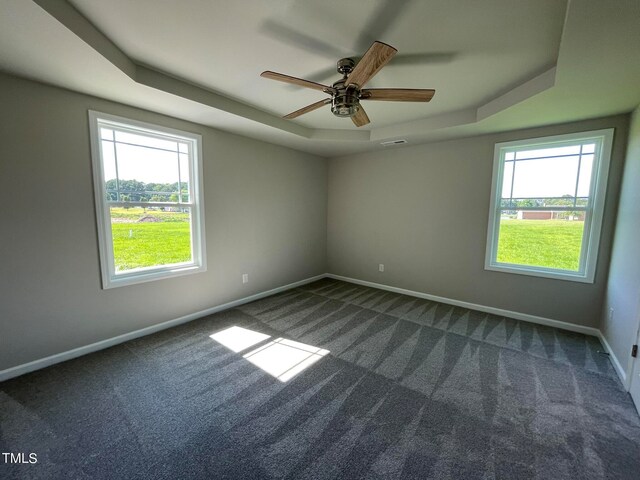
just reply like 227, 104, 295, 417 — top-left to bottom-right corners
501, 144, 595, 199
100, 128, 191, 185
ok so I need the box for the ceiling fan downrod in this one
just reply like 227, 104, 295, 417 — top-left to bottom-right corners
331, 58, 360, 118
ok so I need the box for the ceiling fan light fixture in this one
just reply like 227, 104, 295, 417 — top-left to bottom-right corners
331, 85, 360, 118
332, 103, 359, 118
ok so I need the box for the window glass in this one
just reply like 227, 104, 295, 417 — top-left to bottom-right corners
509, 156, 580, 198
109, 206, 193, 273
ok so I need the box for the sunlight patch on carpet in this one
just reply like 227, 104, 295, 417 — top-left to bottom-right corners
210, 327, 329, 382
209, 326, 271, 352
243, 337, 329, 382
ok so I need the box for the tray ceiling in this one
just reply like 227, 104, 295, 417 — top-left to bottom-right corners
0, 0, 638, 156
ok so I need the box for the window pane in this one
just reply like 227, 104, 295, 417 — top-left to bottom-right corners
501, 161, 514, 198
179, 153, 191, 202
582, 143, 596, 154
100, 128, 114, 141
515, 145, 581, 160
110, 206, 192, 272
496, 217, 585, 271
114, 130, 179, 152
577, 154, 594, 197
101, 140, 117, 200
115, 142, 180, 186
510, 156, 579, 198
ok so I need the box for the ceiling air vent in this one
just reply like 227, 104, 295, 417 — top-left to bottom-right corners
381, 139, 407, 147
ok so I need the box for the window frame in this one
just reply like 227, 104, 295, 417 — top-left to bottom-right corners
89, 110, 206, 289
485, 128, 614, 283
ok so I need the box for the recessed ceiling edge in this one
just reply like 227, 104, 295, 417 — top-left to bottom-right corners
32, 0, 559, 144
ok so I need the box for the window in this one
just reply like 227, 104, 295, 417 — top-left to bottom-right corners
89, 111, 206, 288
485, 129, 613, 283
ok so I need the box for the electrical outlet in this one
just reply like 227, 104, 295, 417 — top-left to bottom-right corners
242, 274, 249, 284
379, 264, 385, 272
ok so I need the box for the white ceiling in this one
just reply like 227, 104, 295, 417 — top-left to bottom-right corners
1, 0, 639, 157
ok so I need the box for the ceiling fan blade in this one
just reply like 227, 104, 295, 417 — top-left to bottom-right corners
284, 66, 337, 90
283, 98, 332, 119
346, 41, 397, 89
261, 71, 331, 93
361, 88, 435, 102
351, 106, 370, 127
281, 52, 454, 92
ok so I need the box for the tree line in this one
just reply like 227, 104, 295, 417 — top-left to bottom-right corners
502, 195, 587, 208
105, 179, 188, 203
502, 195, 585, 219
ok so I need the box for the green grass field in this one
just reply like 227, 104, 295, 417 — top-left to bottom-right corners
109, 209, 584, 273
110, 207, 191, 271
497, 219, 584, 270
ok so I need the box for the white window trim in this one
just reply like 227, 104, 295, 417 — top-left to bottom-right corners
89, 111, 207, 289
485, 128, 614, 283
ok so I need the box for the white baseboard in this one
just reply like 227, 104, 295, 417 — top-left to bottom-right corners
0, 274, 325, 382
326, 273, 601, 337
597, 331, 629, 389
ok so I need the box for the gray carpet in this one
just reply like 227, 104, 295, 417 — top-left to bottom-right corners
1, 278, 639, 479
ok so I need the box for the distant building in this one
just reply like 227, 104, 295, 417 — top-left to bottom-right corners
517, 211, 585, 220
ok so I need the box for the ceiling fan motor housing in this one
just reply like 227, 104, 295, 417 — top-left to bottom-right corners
336, 58, 355, 75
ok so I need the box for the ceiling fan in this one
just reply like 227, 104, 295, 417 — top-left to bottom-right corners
261, 41, 436, 127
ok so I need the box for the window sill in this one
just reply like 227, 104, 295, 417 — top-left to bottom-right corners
102, 264, 206, 289
485, 263, 594, 283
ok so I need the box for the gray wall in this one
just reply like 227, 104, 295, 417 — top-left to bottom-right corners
0, 73, 328, 371
327, 115, 629, 328
602, 106, 640, 377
